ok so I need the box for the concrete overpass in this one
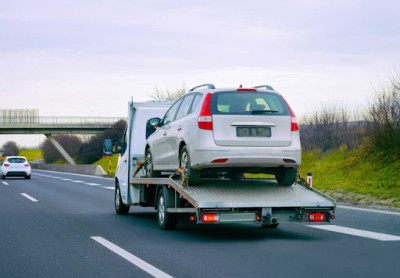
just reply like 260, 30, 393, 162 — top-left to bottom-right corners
0, 116, 126, 165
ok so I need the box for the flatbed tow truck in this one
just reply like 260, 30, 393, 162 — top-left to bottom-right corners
104, 101, 336, 230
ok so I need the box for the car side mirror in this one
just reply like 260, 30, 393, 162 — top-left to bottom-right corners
146, 117, 161, 139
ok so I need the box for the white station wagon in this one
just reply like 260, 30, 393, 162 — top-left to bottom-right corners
145, 84, 301, 185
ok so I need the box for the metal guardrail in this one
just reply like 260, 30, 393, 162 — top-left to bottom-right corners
0, 116, 127, 125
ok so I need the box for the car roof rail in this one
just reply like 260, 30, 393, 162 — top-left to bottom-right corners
189, 83, 216, 91
252, 85, 274, 91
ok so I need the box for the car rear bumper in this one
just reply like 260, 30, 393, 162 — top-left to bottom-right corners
3, 171, 31, 176
190, 147, 301, 169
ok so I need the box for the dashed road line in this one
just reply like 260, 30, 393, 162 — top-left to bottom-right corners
2, 181, 9, 186
21, 193, 38, 202
72, 180, 85, 183
308, 225, 400, 241
85, 183, 100, 186
91, 236, 173, 278
103, 186, 114, 190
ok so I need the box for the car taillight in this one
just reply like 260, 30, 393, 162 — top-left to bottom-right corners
202, 214, 219, 223
3, 163, 10, 167
309, 213, 325, 222
24, 163, 30, 167
198, 93, 213, 130
281, 96, 299, 131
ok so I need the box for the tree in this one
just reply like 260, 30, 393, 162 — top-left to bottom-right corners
77, 120, 126, 164
2, 141, 19, 156
41, 135, 82, 163
151, 85, 186, 101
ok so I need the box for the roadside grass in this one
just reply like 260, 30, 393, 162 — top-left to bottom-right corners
299, 145, 400, 207
93, 154, 119, 177
18, 149, 43, 161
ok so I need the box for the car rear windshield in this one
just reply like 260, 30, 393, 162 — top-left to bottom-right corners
210, 91, 291, 116
7, 158, 26, 163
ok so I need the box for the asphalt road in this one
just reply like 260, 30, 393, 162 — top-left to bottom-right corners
1, 170, 399, 278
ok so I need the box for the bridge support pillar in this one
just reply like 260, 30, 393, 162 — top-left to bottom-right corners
44, 134, 76, 165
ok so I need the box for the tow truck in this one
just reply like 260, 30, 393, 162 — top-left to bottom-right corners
104, 101, 336, 230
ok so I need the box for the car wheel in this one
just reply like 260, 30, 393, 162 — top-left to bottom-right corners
25, 175, 31, 180
275, 167, 297, 186
1, 174, 5, 179
115, 181, 130, 215
157, 186, 178, 230
145, 148, 161, 178
180, 146, 200, 185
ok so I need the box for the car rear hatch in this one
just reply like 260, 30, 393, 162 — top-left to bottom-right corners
7, 158, 28, 171
210, 90, 292, 147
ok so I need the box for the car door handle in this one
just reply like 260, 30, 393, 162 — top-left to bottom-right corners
163, 131, 167, 136
177, 126, 182, 131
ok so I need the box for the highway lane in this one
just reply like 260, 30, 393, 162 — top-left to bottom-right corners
0, 169, 399, 278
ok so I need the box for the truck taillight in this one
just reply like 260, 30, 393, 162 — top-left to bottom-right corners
198, 93, 213, 130
309, 213, 325, 222
202, 214, 219, 223
281, 96, 299, 131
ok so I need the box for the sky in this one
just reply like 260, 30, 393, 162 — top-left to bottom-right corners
0, 0, 399, 147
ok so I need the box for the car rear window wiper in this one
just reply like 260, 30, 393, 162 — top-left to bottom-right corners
251, 110, 279, 114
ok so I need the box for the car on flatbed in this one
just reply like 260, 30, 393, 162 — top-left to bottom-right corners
1, 156, 31, 179
145, 84, 301, 186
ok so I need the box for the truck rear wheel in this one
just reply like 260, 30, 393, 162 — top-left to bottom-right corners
115, 182, 130, 215
157, 186, 178, 230
180, 146, 200, 185
275, 167, 297, 186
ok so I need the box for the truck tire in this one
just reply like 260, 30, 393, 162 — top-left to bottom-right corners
157, 186, 178, 230
145, 149, 161, 177
115, 182, 130, 215
180, 146, 200, 185
275, 167, 297, 186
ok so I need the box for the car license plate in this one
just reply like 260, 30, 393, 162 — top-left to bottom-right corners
236, 127, 271, 137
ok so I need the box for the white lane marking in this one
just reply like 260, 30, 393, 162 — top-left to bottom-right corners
338, 205, 400, 216
34, 169, 113, 181
2, 181, 9, 186
21, 193, 38, 202
91, 236, 173, 278
72, 180, 85, 183
61, 178, 72, 181
308, 225, 400, 241
103, 186, 114, 190
85, 183, 100, 186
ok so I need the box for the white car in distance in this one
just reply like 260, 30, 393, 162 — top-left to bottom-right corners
1, 156, 32, 179
145, 84, 301, 186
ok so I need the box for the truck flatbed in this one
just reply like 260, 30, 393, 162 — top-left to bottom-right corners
132, 178, 335, 209
131, 177, 336, 227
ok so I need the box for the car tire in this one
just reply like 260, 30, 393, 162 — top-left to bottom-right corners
115, 181, 130, 215
25, 175, 31, 180
145, 148, 161, 178
180, 146, 200, 185
157, 186, 178, 230
1, 174, 5, 179
275, 167, 297, 186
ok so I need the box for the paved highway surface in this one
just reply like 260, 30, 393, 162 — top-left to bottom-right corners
1, 170, 399, 278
